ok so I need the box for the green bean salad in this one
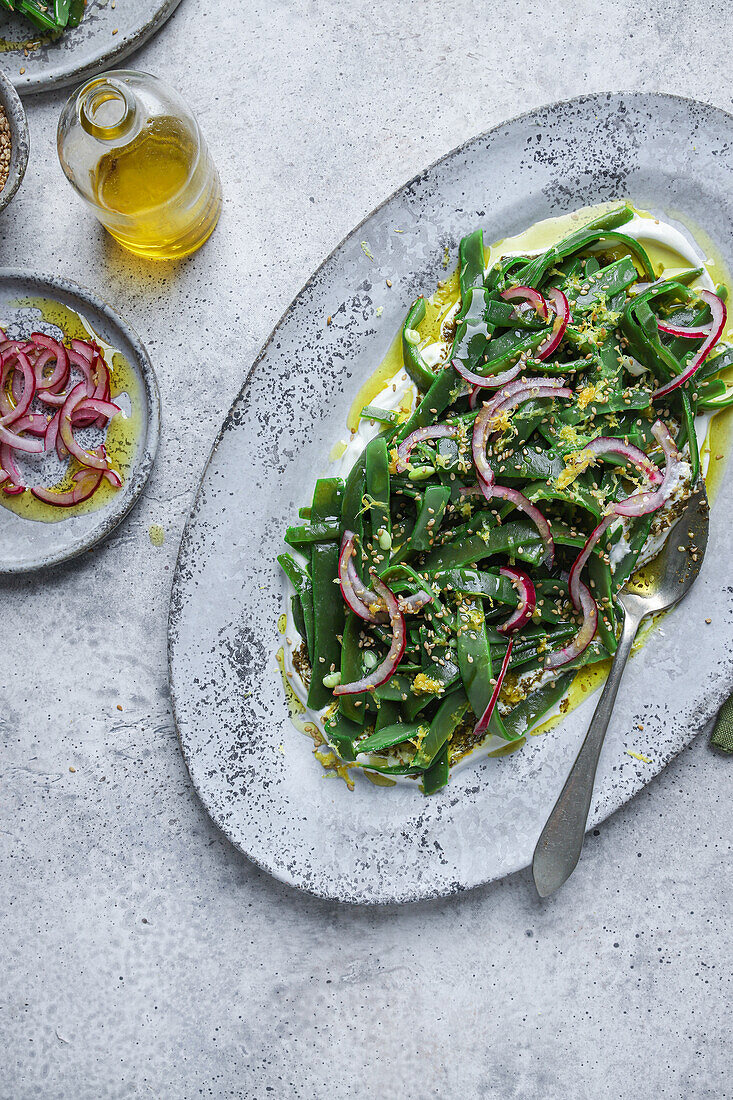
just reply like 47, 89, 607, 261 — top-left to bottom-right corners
279, 203, 732, 793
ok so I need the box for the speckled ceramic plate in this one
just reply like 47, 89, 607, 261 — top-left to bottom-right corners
0, 270, 160, 574
0, 69, 28, 211
0, 0, 183, 95
169, 92, 733, 904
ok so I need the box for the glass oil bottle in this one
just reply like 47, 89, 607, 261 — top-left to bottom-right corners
57, 70, 222, 261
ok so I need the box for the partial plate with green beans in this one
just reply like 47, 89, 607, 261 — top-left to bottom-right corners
170, 93, 733, 903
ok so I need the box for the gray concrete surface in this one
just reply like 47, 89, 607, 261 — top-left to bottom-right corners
1, 1, 731, 1096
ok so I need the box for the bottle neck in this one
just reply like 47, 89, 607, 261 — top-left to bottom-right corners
78, 78, 137, 143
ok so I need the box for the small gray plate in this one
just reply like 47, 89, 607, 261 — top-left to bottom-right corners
0, 69, 28, 212
0, 269, 159, 574
0, 0, 183, 96
169, 92, 733, 904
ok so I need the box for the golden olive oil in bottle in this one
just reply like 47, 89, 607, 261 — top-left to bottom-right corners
58, 71, 222, 261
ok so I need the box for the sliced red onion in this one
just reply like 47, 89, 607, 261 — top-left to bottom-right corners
31, 469, 104, 508
0, 339, 34, 357
469, 385, 481, 410
338, 531, 383, 622
567, 421, 681, 602
489, 383, 573, 419
481, 376, 559, 419
474, 637, 514, 736
652, 290, 726, 400
500, 285, 549, 321
471, 378, 570, 488
656, 318, 710, 339
71, 397, 121, 424
346, 556, 384, 615
395, 424, 460, 473
44, 410, 61, 453
340, 531, 432, 620
398, 590, 433, 614
10, 414, 47, 436
0, 443, 25, 493
471, 407, 497, 488
0, 350, 35, 425
334, 575, 406, 695
544, 581, 598, 669
498, 566, 536, 634
614, 420, 681, 517
58, 383, 111, 471
482, 375, 571, 420
0, 420, 45, 453
537, 288, 570, 361
31, 333, 69, 392
70, 338, 96, 363
67, 347, 99, 396
103, 469, 123, 488
478, 479, 555, 568
36, 389, 68, 408
0, 332, 121, 506
453, 357, 523, 391
573, 435, 664, 486
568, 515, 614, 609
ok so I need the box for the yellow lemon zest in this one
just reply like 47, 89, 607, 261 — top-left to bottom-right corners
556, 447, 597, 489
411, 673, 445, 695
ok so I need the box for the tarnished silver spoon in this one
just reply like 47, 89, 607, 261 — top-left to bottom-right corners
532, 484, 710, 898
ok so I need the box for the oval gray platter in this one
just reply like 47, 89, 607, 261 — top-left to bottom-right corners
0, 0, 183, 96
169, 92, 733, 905
0, 269, 160, 574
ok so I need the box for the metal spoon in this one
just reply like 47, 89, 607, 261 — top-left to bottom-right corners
532, 484, 710, 898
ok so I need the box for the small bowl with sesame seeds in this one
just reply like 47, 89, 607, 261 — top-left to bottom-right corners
0, 68, 29, 214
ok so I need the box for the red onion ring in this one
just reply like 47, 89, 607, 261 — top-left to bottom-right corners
656, 318, 710, 339
31, 469, 104, 507
103, 469, 123, 489
537, 288, 570, 361
567, 420, 682, 604
467, 477, 554, 567
544, 581, 598, 669
453, 357, 523, 391
398, 590, 433, 614
58, 382, 112, 471
0, 350, 35, 426
10, 414, 47, 436
500, 285, 549, 321
339, 531, 432, 620
568, 515, 614, 610
573, 435, 664, 486
489, 383, 573, 419
334, 575, 406, 695
497, 566, 536, 634
0, 420, 45, 453
31, 333, 69, 393
471, 377, 572, 488
72, 398, 121, 424
0, 443, 25, 493
652, 290, 726, 400
395, 424, 460, 473
474, 637, 514, 736
338, 531, 383, 622
613, 420, 681, 517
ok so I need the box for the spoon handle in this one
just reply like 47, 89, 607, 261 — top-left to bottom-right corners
532, 604, 643, 897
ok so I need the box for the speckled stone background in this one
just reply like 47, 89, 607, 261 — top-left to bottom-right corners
1, 2, 731, 1097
